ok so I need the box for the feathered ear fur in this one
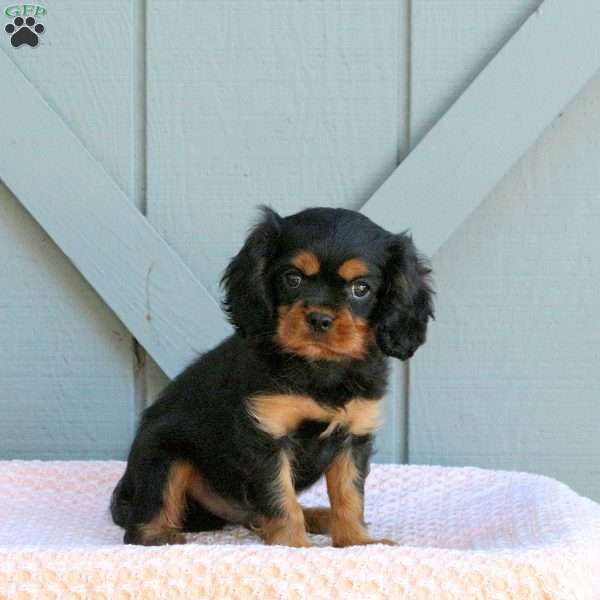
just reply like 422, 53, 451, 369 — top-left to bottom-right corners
221, 206, 282, 337
375, 233, 434, 360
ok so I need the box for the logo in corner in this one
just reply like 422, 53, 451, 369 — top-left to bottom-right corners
4, 4, 45, 47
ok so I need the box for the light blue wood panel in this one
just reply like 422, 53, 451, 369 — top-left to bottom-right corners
409, 3, 600, 500
0, 183, 135, 458
409, 0, 542, 147
0, 48, 229, 378
147, 1, 407, 461
0, 2, 137, 458
363, 0, 600, 258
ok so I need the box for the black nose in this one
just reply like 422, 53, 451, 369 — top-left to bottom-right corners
306, 312, 334, 333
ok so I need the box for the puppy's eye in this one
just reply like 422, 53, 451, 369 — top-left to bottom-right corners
351, 280, 371, 299
284, 271, 303, 289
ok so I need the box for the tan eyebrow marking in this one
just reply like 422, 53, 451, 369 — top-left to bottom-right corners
338, 258, 369, 281
291, 251, 320, 276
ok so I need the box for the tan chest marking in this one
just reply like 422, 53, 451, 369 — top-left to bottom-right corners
248, 394, 381, 439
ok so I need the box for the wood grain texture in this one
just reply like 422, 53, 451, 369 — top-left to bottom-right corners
409, 0, 542, 148
0, 2, 136, 458
361, 0, 600, 258
3, 0, 596, 490
146, 0, 407, 461
0, 47, 228, 381
408, 3, 600, 500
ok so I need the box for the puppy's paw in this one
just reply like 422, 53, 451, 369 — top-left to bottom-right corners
333, 538, 398, 548
266, 531, 312, 548
161, 531, 187, 545
363, 537, 397, 546
124, 526, 186, 546
256, 515, 313, 547
332, 533, 397, 547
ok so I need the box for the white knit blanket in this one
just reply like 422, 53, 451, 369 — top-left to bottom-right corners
0, 461, 598, 599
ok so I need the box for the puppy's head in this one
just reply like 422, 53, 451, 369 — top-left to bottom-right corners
222, 206, 434, 361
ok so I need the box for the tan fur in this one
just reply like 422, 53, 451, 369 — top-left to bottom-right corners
338, 258, 369, 281
187, 471, 247, 524
291, 251, 320, 276
139, 461, 194, 545
256, 453, 310, 547
248, 394, 381, 439
326, 452, 396, 547
318, 398, 382, 438
248, 394, 329, 438
274, 302, 373, 361
302, 507, 330, 534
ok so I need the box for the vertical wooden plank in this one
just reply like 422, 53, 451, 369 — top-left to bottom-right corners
389, 0, 412, 463
409, 1, 600, 500
132, 0, 150, 417
146, 0, 405, 461
0, 2, 136, 458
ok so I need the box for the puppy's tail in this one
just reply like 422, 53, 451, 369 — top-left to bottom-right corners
110, 472, 134, 528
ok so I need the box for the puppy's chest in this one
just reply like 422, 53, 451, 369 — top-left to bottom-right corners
247, 393, 382, 440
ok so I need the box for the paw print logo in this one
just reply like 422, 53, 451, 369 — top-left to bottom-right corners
5, 16, 44, 47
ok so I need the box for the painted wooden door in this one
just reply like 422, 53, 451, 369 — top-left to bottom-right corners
0, 2, 137, 459
143, 1, 408, 462
408, 1, 600, 500
1, 1, 599, 501
0, 0, 408, 462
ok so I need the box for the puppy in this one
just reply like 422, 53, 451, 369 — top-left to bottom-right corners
111, 206, 433, 547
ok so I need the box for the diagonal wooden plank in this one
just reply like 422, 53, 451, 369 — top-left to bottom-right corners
361, 0, 600, 257
0, 49, 228, 379
0, 0, 139, 460
2, 0, 599, 384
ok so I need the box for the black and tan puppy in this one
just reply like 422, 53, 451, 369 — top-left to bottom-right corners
111, 207, 433, 547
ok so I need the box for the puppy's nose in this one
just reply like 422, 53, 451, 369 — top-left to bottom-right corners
306, 312, 334, 333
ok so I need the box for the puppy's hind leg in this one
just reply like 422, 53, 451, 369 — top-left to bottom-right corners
119, 456, 193, 546
110, 469, 135, 528
182, 497, 227, 532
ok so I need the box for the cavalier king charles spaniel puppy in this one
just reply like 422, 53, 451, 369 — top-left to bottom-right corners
111, 206, 433, 547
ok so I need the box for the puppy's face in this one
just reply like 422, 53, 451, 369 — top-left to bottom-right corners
272, 248, 380, 361
222, 207, 434, 361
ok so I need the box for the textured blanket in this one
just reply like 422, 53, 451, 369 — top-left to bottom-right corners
0, 461, 598, 599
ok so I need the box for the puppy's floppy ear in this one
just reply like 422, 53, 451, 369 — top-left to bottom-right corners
375, 233, 434, 360
221, 206, 282, 337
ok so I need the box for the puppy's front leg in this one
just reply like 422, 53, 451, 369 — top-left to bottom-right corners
255, 451, 311, 547
326, 437, 395, 547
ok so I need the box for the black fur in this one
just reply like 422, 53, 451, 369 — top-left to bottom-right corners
111, 206, 433, 544
221, 206, 282, 338
375, 233, 434, 360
